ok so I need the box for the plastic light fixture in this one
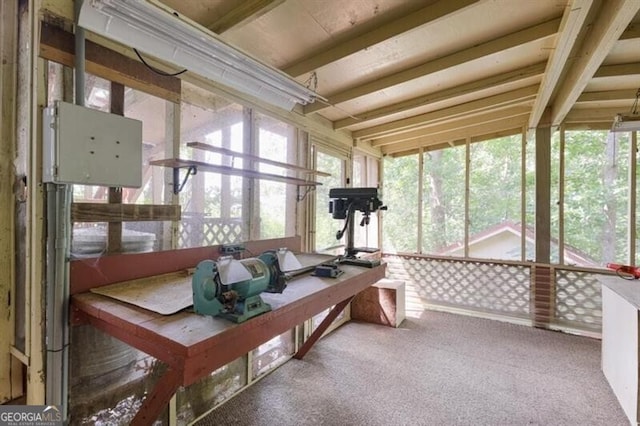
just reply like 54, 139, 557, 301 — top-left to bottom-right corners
611, 88, 640, 133
611, 114, 640, 132
78, 0, 322, 110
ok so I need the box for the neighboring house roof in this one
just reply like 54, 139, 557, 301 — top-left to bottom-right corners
437, 221, 599, 266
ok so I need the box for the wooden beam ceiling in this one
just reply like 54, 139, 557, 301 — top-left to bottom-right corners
528, 0, 594, 129
551, 0, 640, 125
304, 17, 560, 115
354, 85, 538, 140
593, 62, 640, 78
207, 0, 286, 34
372, 105, 531, 146
334, 62, 546, 130
381, 115, 528, 155
576, 89, 640, 103
283, 0, 480, 77
564, 106, 624, 123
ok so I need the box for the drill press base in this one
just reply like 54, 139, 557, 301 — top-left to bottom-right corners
340, 258, 381, 268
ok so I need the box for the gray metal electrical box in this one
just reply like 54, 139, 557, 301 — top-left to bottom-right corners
43, 101, 143, 187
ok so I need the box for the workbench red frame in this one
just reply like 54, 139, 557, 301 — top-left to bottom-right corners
69, 237, 386, 425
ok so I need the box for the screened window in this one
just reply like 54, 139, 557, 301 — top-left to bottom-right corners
382, 155, 419, 253
315, 151, 345, 252
422, 146, 465, 256
563, 130, 630, 266
256, 113, 297, 239
468, 136, 522, 260
179, 101, 245, 248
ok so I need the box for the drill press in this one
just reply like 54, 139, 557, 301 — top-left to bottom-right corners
329, 187, 387, 267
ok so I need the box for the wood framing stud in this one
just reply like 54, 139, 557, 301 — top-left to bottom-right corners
70, 203, 181, 223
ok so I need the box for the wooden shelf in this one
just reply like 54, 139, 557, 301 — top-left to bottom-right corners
188, 141, 331, 177
149, 158, 322, 194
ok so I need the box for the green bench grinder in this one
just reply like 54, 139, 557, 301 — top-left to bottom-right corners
192, 250, 297, 323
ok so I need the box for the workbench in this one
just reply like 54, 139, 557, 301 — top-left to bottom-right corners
69, 237, 386, 425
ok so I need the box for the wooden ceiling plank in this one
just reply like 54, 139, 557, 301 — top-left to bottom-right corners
620, 23, 640, 40
283, 0, 480, 77
381, 116, 528, 155
354, 85, 538, 140
305, 18, 560, 115
593, 62, 640, 78
528, 0, 594, 129
207, 0, 286, 34
334, 62, 546, 130
371, 106, 531, 146
564, 106, 625, 123
576, 89, 639, 102
388, 127, 524, 158
551, 0, 640, 125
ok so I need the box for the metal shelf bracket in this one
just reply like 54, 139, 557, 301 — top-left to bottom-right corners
173, 165, 197, 194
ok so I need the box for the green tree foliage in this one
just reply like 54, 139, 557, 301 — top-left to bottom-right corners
383, 130, 634, 265
382, 155, 418, 253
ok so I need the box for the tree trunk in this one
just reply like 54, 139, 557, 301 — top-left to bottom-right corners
428, 150, 446, 250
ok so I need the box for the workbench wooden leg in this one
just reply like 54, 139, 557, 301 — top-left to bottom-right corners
294, 296, 355, 360
131, 367, 181, 426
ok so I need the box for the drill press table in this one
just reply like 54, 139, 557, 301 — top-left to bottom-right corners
70, 241, 385, 425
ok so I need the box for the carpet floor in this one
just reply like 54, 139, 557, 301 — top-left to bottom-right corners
196, 310, 628, 426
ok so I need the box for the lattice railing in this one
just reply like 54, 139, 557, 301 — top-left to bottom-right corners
384, 255, 530, 320
384, 253, 606, 335
179, 216, 243, 248
553, 269, 602, 331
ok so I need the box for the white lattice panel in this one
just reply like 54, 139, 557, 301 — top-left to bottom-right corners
554, 269, 602, 331
179, 217, 243, 248
384, 255, 530, 319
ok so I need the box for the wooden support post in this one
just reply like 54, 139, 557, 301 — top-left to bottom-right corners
533, 119, 553, 328
0, 0, 20, 403
535, 125, 551, 263
294, 295, 355, 360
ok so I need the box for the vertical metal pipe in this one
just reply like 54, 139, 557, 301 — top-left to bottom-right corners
45, 0, 84, 418
75, 0, 85, 107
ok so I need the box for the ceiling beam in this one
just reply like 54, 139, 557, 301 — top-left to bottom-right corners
564, 107, 623, 123
372, 106, 531, 146
207, 0, 285, 34
528, 0, 594, 129
593, 61, 640, 78
334, 62, 546, 130
304, 17, 560, 115
620, 22, 640, 40
388, 127, 524, 158
551, 0, 640, 125
354, 85, 538, 140
576, 89, 639, 103
381, 115, 528, 155
283, 0, 480, 77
